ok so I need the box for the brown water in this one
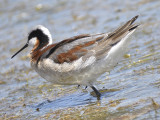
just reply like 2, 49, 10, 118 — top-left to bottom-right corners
0, 0, 160, 119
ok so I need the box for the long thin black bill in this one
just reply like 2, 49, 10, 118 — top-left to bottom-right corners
11, 44, 28, 59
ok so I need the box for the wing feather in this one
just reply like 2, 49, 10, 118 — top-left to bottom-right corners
44, 15, 139, 64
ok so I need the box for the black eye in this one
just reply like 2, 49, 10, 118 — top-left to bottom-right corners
28, 30, 36, 41
28, 29, 49, 43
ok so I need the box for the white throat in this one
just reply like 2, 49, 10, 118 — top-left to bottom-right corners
28, 37, 37, 47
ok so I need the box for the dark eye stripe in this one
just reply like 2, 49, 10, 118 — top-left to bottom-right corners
28, 29, 49, 47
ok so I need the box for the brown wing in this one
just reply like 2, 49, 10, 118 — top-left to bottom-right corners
55, 36, 104, 63
45, 15, 139, 64
48, 34, 106, 63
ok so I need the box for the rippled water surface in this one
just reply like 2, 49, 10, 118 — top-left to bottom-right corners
0, 0, 160, 119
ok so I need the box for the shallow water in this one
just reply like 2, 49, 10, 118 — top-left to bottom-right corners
0, 0, 160, 119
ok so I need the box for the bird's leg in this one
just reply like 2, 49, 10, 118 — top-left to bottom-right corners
91, 86, 101, 100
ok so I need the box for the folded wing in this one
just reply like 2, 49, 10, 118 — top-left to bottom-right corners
45, 15, 139, 65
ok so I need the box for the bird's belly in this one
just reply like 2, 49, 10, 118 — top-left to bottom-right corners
31, 58, 118, 86
33, 66, 100, 85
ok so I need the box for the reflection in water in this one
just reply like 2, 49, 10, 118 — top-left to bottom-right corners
34, 93, 94, 110
34, 88, 120, 111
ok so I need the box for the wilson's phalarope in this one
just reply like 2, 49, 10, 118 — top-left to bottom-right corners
11, 15, 139, 99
